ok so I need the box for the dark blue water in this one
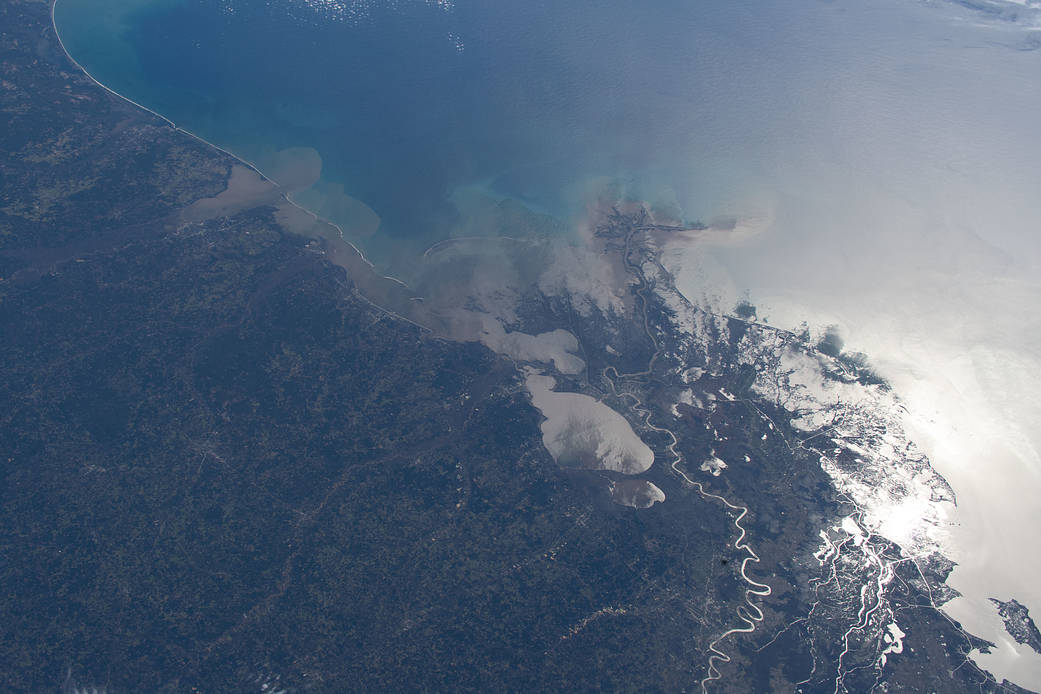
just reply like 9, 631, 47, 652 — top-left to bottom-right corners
55, 0, 797, 271
54, 0, 1041, 282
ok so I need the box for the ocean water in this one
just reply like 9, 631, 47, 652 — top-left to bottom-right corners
57, 0, 896, 272
54, 0, 1041, 688
55, 0, 756, 270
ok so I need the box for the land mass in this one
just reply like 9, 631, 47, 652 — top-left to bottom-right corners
0, 1, 1029, 692
992, 598, 1041, 656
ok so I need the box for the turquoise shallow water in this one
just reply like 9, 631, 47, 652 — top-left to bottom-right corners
52, 0, 1041, 293
53, 0, 793, 272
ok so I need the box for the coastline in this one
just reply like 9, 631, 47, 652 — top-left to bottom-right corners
44, 2, 1041, 689
49, 0, 414, 297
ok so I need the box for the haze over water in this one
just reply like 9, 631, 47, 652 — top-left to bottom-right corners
56, 0, 1041, 687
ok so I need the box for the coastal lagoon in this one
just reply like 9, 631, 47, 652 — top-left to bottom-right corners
55, 0, 1041, 688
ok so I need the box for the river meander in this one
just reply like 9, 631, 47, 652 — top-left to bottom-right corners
54, 0, 1041, 688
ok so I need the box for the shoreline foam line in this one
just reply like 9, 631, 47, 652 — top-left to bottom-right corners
49, 0, 414, 296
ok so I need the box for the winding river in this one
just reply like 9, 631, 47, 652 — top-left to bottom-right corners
599, 212, 773, 692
